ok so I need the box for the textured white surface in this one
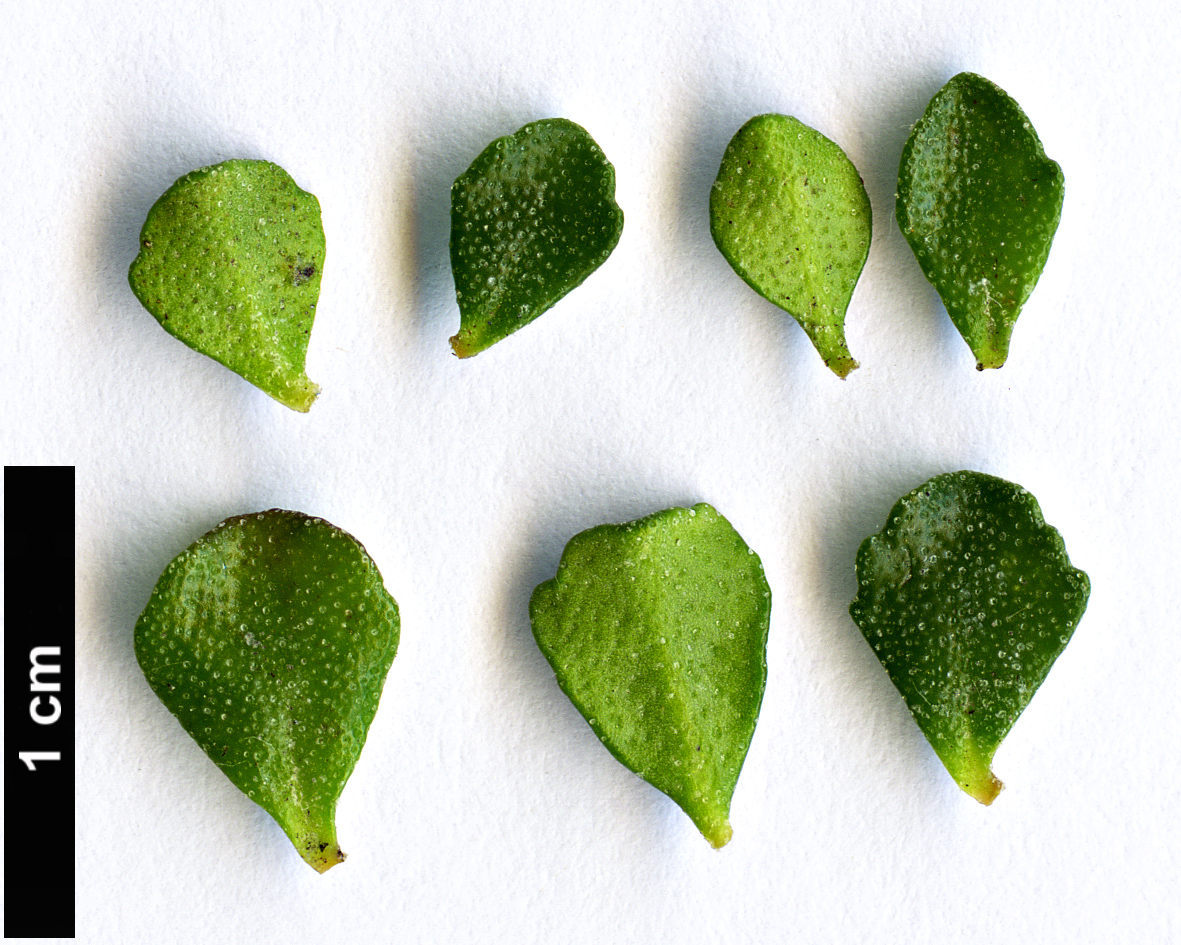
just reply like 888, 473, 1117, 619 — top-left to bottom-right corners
3, 0, 1179, 941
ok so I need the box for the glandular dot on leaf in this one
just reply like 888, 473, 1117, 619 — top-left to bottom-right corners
448, 117, 624, 358
529, 504, 771, 847
128, 159, 324, 411
710, 114, 872, 378
849, 471, 1090, 804
134, 509, 400, 872
896, 72, 1065, 370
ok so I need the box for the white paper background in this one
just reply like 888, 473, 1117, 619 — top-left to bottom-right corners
2, 0, 1178, 941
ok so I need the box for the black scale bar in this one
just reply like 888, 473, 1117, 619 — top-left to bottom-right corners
4, 466, 75, 939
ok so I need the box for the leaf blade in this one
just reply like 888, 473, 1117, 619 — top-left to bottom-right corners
849, 471, 1090, 803
449, 118, 624, 357
710, 114, 871, 378
129, 160, 324, 411
896, 73, 1065, 369
530, 504, 771, 846
134, 509, 400, 871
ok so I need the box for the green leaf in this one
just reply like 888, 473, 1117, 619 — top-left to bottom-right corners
529, 504, 771, 847
896, 72, 1065, 370
710, 114, 872, 378
449, 118, 624, 358
849, 471, 1090, 804
129, 160, 325, 411
134, 509, 400, 872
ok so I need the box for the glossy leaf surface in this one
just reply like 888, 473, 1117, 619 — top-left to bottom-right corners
896, 73, 1065, 369
530, 504, 771, 847
449, 118, 624, 358
710, 114, 871, 378
849, 471, 1089, 804
135, 510, 400, 872
129, 160, 324, 411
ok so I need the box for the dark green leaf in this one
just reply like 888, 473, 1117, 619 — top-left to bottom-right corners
134, 510, 400, 872
849, 471, 1090, 803
896, 73, 1065, 369
449, 118, 624, 358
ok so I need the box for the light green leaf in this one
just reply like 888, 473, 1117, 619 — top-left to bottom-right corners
849, 471, 1090, 804
896, 73, 1065, 369
710, 114, 872, 378
129, 160, 324, 411
530, 504, 771, 847
134, 509, 400, 872
449, 118, 624, 358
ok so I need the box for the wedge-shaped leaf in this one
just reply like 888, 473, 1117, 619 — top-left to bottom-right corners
849, 471, 1089, 804
710, 114, 871, 378
129, 160, 324, 411
530, 504, 770, 847
449, 118, 624, 358
134, 509, 400, 872
896, 73, 1065, 369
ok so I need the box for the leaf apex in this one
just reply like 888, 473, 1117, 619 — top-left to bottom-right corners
303, 841, 347, 873
702, 818, 734, 849
963, 770, 1005, 806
